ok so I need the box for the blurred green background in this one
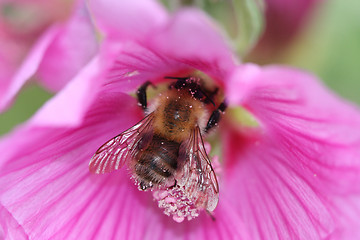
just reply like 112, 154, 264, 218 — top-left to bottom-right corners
0, 83, 53, 135
282, 0, 360, 104
0, 0, 359, 135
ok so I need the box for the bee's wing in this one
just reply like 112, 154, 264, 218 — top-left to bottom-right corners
177, 126, 219, 212
89, 114, 154, 174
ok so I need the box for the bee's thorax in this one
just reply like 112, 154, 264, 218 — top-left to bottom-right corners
152, 89, 207, 142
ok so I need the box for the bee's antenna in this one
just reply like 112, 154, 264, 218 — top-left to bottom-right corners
199, 89, 216, 106
165, 76, 190, 90
165, 76, 216, 106
164, 76, 189, 81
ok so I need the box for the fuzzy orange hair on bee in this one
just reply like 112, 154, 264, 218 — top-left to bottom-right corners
89, 76, 226, 220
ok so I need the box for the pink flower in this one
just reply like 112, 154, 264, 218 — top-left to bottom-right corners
1, 0, 360, 239
0, 0, 98, 112
251, 0, 322, 61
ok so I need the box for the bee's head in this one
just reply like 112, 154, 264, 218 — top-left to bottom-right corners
165, 76, 215, 106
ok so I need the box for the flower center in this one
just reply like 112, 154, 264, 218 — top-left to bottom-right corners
227, 106, 259, 128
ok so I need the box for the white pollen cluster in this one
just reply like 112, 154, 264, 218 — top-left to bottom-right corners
153, 186, 200, 223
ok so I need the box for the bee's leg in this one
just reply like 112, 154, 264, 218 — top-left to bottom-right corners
136, 81, 154, 110
168, 179, 177, 189
205, 101, 227, 132
206, 210, 216, 221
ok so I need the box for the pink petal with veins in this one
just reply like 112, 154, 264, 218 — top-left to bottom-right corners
88, 2, 235, 87
1, 2, 360, 240
0, 1, 97, 112
222, 64, 360, 239
0, 26, 59, 112
29, 55, 102, 128
0, 91, 249, 239
88, 0, 168, 41
36, 2, 98, 92
105, 13, 236, 94
147, 9, 235, 79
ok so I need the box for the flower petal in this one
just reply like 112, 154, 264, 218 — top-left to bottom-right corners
222, 65, 360, 239
223, 130, 337, 239
88, 0, 168, 41
1, 91, 249, 239
36, 2, 98, 92
92, 4, 235, 89
29, 55, 103, 128
0, 204, 27, 240
148, 9, 236, 81
0, 26, 59, 112
105, 35, 234, 96
104, 42, 189, 93
227, 64, 360, 173
0, 93, 142, 239
0, 2, 97, 113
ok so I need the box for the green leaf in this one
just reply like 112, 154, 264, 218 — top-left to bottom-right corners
0, 84, 53, 135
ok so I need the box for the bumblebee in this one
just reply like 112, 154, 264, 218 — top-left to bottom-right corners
89, 77, 226, 218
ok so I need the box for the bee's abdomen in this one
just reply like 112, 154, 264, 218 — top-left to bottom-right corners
134, 135, 180, 190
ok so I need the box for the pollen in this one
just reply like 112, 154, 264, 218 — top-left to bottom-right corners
153, 186, 200, 222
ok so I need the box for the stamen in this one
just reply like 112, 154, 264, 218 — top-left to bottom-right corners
153, 186, 200, 222
151, 141, 223, 222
